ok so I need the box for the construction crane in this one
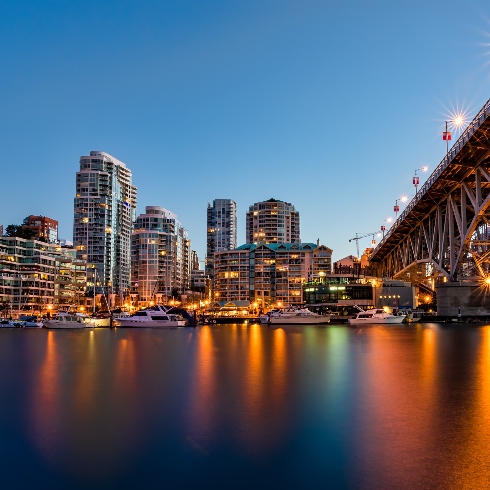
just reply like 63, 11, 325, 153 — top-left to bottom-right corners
349, 232, 379, 258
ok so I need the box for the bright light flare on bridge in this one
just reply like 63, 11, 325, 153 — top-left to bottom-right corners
443, 105, 471, 134
453, 115, 464, 127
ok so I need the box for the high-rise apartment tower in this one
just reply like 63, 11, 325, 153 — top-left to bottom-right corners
206, 199, 237, 283
131, 206, 190, 306
73, 151, 137, 298
246, 198, 300, 244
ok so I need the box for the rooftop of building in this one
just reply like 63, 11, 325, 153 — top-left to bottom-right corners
249, 198, 294, 206
235, 243, 332, 252
84, 151, 127, 168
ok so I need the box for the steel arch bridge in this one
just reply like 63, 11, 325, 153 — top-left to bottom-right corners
370, 98, 490, 287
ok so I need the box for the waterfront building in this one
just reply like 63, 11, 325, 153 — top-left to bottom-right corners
206, 199, 237, 285
0, 237, 57, 316
22, 215, 58, 243
302, 276, 416, 311
131, 206, 190, 307
54, 245, 87, 312
73, 151, 137, 303
246, 198, 300, 245
333, 250, 376, 276
213, 243, 332, 308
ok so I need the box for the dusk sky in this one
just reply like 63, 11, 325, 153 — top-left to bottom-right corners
1, 0, 490, 263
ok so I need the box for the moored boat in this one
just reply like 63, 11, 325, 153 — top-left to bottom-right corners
259, 307, 331, 325
348, 306, 404, 325
19, 315, 44, 328
44, 312, 89, 329
116, 305, 187, 328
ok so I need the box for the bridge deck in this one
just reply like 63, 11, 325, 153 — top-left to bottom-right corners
371, 98, 490, 264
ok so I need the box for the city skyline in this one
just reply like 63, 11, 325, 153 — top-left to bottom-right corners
1, 1, 490, 263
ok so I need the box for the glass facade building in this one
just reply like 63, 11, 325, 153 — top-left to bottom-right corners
73, 151, 137, 300
206, 199, 237, 285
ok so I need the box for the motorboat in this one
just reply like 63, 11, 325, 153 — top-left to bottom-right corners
19, 315, 43, 328
116, 305, 187, 328
259, 307, 331, 325
348, 306, 405, 325
84, 316, 110, 327
44, 312, 89, 329
83, 310, 131, 328
0, 319, 16, 328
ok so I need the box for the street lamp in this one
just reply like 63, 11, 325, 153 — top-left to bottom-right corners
444, 114, 466, 154
380, 218, 392, 238
413, 166, 428, 194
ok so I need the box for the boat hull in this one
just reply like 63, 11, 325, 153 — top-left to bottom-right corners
348, 317, 405, 325
259, 315, 331, 325
117, 320, 187, 328
268, 317, 330, 325
84, 317, 111, 327
211, 316, 259, 324
44, 322, 88, 329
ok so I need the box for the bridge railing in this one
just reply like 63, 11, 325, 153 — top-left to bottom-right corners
375, 97, 490, 253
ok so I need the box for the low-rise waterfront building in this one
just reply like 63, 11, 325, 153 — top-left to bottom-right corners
54, 246, 87, 311
0, 237, 92, 317
302, 276, 416, 311
0, 237, 57, 316
214, 243, 332, 308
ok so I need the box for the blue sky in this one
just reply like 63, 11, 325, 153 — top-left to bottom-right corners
1, 0, 490, 264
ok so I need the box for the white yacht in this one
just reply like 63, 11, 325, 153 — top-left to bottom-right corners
348, 306, 404, 325
116, 306, 187, 328
83, 311, 131, 328
44, 312, 89, 329
259, 307, 331, 325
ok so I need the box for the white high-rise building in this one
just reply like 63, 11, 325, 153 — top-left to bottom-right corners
73, 151, 137, 301
206, 199, 237, 284
246, 198, 300, 244
131, 206, 190, 306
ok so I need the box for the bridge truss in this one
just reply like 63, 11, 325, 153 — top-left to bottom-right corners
370, 98, 490, 286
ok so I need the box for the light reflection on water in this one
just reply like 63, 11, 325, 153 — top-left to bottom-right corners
1, 324, 490, 488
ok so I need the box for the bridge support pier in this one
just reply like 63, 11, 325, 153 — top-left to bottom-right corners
436, 282, 490, 317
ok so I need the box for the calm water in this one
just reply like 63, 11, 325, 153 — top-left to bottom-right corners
1, 323, 490, 489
